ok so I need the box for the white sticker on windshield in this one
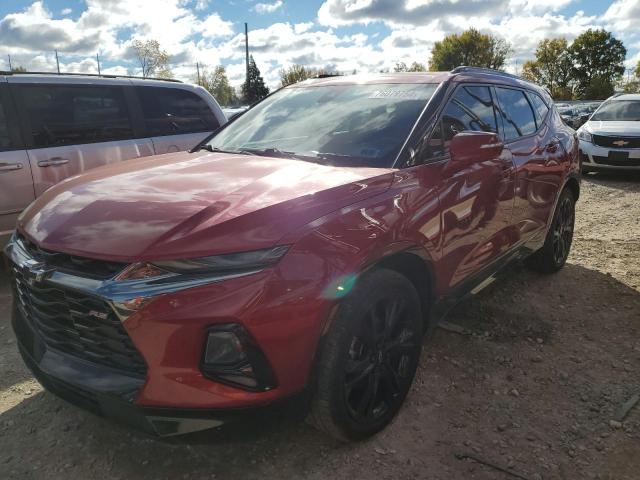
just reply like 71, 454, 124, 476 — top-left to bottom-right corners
368, 89, 422, 99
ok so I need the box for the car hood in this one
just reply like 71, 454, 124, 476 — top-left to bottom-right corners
584, 120, 640, 136
19, 151, 394, 262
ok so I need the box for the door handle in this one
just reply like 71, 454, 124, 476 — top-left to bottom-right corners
38, 157, 69, 167
0, 162, 23, 172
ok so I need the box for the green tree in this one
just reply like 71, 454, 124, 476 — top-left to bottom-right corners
635, 61, 640, 80
569, 29, 626, 99
279, 64, 317, 87
394, 61, 427, 72
197, 65, 236, 106
241, 55, 269, 104
428, 28, 512, 71
11, 65, 27, 72
131, 39, 172, 78
521, 39, 574, 100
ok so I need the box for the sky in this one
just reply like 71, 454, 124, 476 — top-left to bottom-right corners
0, 0, 638, 88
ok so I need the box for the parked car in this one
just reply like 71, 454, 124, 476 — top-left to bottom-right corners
5, 68, 580, 441
222, 106, 249, 120
0, 73, 226, 245
578, 93, 640, 172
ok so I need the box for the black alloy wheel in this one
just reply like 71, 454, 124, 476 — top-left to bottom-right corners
308, 269, 423, 441
343, 298, 418, 422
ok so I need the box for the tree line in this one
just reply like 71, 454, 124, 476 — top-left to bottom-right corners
129, 29, 639, 106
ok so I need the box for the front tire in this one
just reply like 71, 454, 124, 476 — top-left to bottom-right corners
308, 269, 423, 441
525, 188, 575, 273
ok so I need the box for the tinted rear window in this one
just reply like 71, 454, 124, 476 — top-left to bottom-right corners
136, 87, 219, 136
529, 92, 549, 126
18, 85, 133, 148
0, 100, 11, 150
495, 88, 537, 140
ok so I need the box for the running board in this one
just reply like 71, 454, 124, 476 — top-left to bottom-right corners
470, 275, 497, 295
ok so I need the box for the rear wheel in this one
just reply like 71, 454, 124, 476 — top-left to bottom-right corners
525, 188, 575, 273
308, 269, 422, 441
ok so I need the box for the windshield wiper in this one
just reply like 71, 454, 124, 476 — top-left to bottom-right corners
238, 147, 298, 159
193, 144, 251, 155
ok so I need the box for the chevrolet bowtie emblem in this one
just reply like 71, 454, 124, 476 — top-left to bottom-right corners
22, 259, 55, 285
612, 140, 629, 147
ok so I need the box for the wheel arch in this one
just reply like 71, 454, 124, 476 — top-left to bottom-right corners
564, 174, 580, 201
364, 248, 436, 333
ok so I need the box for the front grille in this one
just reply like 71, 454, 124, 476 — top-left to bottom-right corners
12, 267, 147, 377
592, 155, 640, 167
592, 135, 640, 149
16, 233, 127, 280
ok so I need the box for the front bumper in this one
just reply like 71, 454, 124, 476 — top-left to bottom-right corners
579, 139, 640, 171
14, 304, 305, 436
5, 233, 334, 433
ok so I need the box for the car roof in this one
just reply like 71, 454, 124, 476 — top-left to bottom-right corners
610, 93, 640, 101
0, 72, 192, 89
291, 70, 547, 96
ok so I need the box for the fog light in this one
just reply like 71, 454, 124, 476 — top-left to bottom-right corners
204, 331, 247, 365
201, 324, 277, 392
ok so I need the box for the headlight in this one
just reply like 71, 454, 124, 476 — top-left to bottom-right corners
577, 130, 592, 143
153, 245, 289, 274
115, 245, 289, 281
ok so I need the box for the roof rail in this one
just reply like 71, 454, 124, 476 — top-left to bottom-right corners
316, 73, 343, 79
0, 71, 183, 83
450, 66, 521, 80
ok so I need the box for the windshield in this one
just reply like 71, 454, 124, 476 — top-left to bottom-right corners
591, 100, 640, 121
206, 83, 439, 167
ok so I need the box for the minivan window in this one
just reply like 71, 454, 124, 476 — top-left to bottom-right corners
529, 92, 549, 126
136, 87, 219, 136
206, 83, 438, 168
0, 100, 11, 150
495, 88, 537, 140
441, 86, 497, 142
591, 100, 640, 121
18, 85, 133, 148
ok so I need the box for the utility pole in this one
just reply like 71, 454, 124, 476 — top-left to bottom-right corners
96, 53, 101, 75
245, 23, 250, 87
7, 54, 12, 71
196, 61, 201, 85
54, 50, 60, 74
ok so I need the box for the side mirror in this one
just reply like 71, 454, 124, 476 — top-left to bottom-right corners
449, 131, 504, 166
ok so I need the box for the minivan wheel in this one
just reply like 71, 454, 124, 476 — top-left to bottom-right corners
525, 188, 575, 274
308, 269, 422, 441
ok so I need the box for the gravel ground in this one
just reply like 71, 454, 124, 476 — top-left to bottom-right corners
1, 172, 639, 480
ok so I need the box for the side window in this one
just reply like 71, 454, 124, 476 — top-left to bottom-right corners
494, 88, 537, 141
136, 87, 219, 136
0, 100, 11, 150
18, 85, 133, 148
441, 86, 497, 142
528, 92, 550, 127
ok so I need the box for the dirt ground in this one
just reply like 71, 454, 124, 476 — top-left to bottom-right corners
1, 172, 639, 480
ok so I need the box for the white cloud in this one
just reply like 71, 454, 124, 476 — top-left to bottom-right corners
318, 0, 507, 27
0, 0, 638, 88
61, 7, 73, 15
194, 0, 210, 11
254, 1, 284, 14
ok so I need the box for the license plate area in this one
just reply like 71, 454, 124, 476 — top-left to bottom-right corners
609, 151, 629, 162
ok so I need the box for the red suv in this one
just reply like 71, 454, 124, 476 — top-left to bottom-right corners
5, 68, 579, 440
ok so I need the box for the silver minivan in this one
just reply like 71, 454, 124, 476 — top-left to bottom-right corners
0, 73, 226, 244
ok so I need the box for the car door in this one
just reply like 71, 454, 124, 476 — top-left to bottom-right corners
494, 87, 560, 243
431, 84, 517, 288
0, 81, 34, 241
10, 80, 155, 196
134, 85, 221, 154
